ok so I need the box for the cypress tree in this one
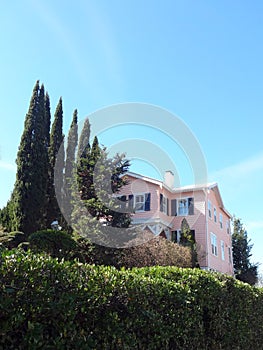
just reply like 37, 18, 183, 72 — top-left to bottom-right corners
63, 109, 78, 225
44, 92, 51, 148
77, 118, 90, 160
11, 81, 50, 234
46, 97, 65, 227
65, 109, 78, 181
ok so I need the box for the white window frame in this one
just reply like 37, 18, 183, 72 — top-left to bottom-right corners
134, 193, 146, 212
221, 240, 225, 260
226, 220, 231, 234
211, 233, 218, 256
219, 213, 223, 229
214, 207, 217, 223
163, 195, 168, 215
208, 200, 212, 218
228, 247, 232, 263
178, 197, 189, 216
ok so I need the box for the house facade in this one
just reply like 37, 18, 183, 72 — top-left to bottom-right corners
118, 171, 233, 275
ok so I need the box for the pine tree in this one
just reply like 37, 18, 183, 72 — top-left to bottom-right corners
46, 97, 65, 227
73, 134, 131, 246
232, 217, 258, 285
11, 81, 50, 234
63, 109, 78, 225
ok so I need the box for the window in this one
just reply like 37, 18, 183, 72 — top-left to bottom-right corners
208, 200, 212, 218
214, 207, 217, 222
135, 194, 145, 211
171, 199, 177, 216
226, 220, 231, 234
211, 233, 217, 256
133, 193, 151, 212
177, 197, 194, 216
171, 230, 181, 243
117, 195, 127, 210
219, 213, 223, 229
228, 247, 232, 263
221, 240, 225, 260
160, 194, 169, 215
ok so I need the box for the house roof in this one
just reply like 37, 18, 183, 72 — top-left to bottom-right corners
125, 171, 231, 218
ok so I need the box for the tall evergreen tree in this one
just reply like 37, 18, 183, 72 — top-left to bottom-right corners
77, 118, 90, 160
11, 81, 50, 234
44, 92, 51, 148
65, 109, 78, 181
232, 217, 258, 285
74, 135, 131, 237
46, 97, 65, 227
63, 109, 78, 225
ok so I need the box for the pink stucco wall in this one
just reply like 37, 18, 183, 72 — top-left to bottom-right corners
118, 174, 233, 275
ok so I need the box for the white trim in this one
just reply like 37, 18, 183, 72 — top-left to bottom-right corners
219, 213, 223, 229
211, 232, 218, 256
133, 192, 147, 212
177, 197, 192, 216
221, 240, 225, 260
125, 172, 232, 218
208, 200, 212, 219
214, 207, 217, 223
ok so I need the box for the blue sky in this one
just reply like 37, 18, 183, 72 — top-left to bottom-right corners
0, 1, 262, 270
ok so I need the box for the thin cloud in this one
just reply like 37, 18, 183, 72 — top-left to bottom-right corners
0, 161, 16, 172
211, 151, 263, 180
246, 221, 263, 231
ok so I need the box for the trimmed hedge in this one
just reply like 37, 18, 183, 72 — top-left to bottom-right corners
0, 249, 263, 349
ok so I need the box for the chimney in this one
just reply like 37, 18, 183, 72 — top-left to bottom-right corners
164, 170, 174, 188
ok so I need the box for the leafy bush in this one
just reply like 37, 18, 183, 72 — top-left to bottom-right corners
1, 249, 263, 349
28, 230, 81, 260
118, 236, 192, 268
79, 236, 192, 269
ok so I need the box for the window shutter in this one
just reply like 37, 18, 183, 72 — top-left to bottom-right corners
160, 193, 163, 212
167, 198, 169, 215
128, 194, 134, 212
145, 193, 151, 211
171, 199, 177, 216
188, 197, 194, 215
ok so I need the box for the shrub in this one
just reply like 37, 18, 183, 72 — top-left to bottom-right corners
28, 230, 81, 260
1, 249, 263, 349
119, 236, 192, 268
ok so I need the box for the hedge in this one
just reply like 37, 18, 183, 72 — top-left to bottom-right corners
0, 249, 263, 349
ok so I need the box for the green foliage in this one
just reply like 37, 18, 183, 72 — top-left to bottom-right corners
1, 250, 263, 349
116, 236, 192, 269
180, 218, 198, 268
0, 231, 26, 249
232, 217, 258, 285
73, 135, 132, 244
10, 81, 51, 235
63, 110, 78, 228
77, 117, 90, 160
28, 230, 80, 260
46, 97, 65, 227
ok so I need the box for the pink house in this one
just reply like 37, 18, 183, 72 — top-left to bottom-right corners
118, 170, 233, 275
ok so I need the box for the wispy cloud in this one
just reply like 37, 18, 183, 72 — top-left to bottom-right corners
211, 151, 263, 180
0, 161, 16, 172
246, 221, 263, 232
